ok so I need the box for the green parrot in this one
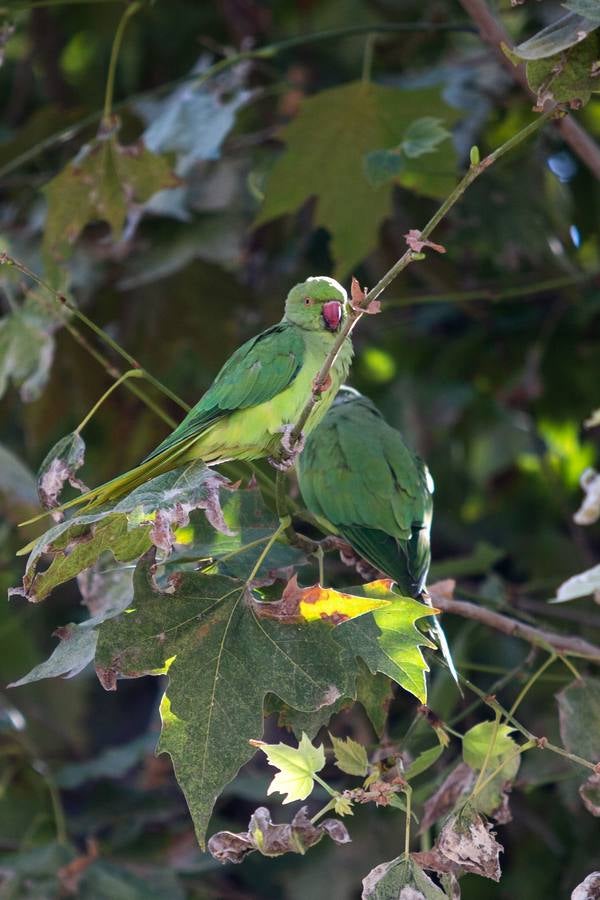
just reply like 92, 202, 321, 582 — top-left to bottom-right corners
35, 276, 353, 516
297, 385, 458, 683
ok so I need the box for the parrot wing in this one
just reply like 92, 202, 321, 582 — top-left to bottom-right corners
144, 322, 305, 462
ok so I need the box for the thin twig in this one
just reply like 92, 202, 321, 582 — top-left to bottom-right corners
428, 581, 600, 662
458, 0, 600, 180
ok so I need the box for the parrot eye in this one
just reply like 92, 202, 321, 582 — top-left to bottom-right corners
304, 297, 313, 306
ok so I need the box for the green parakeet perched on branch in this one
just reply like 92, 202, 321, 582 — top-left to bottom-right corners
30, 277, 353, 517
297, 386, 458, 683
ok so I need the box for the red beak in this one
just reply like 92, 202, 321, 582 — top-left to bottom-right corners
322, 300, 342, 332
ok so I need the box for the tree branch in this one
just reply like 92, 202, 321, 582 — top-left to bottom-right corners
458, 0, 600, 180
429, 580, 600, 662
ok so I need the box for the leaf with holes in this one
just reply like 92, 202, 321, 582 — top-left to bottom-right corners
95, 554, 356, 845
14, 462, 232, 603
526, 32, 600, 107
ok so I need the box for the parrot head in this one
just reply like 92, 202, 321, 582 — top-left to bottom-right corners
284, 276, 348, 333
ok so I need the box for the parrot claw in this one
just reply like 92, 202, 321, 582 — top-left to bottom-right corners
268, 425, 306, 471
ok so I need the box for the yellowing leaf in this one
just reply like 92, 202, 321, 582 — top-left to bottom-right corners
299, 584, 391, 623
43, 135, 178, 269
329, 733, 368, 777
253, 575, 391, 624
256, 81, 458, 275
251, 732, 326, 804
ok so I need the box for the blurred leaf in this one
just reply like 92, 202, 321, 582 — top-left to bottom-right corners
335, 580, 436, 703
526, 32, 600, 106
402, 117, 452, 159
42, 136, 178, 269
512, 12, 598, 59
15, 463, 231, 602
574, 468, 600, 525
78, 861, 185, 899
429, 541, 504, 580
37, 432, 86, 510
362, 856, 448, 899
363, 148, 405, 189
579, 772, 600, 816
572, 873, 600, 900
552, 563, 600, 602
256, 82, 458, 275
563, 1, 600, 24
56, 735, 153, 788
0, 444, 37, 511
95, 555, 356, 845
329, 733, 368, 777
252, 732, 325, 803
0, 295, 58, 403
207, 806, 350, 864
557, 677, 600, 762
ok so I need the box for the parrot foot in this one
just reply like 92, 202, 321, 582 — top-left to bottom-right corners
268, 425, 306, 471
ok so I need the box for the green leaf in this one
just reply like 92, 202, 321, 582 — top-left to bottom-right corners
362, 856, 448, 899
335, 580, 435, 703
95, 556, 355, 845
253, 732, 326, 803
463, 721, 521, 782
265, 692, 353, 740
363, 148, 405, 188
526, 32, 600, 107
564, 0, 600, 23
557, 677, 600, 763
10, 566, 133, 686
513, 11, 598, 59
15, 462, 231, 602
255, 82, 458, 275
401, 116, 451, 158
43, 136, 178, 270
329, 733, 368, 777
404, 743, 444, 781
356, 664, 392, 737
56, 735, 153, 788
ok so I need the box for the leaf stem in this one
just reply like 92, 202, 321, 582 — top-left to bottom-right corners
403, 784, 412, 858
470, 739, 536, 801
102, 1, 142, 126
361, 33, 376, 83
310, 797, 336, 823
470, 709, 500, 799
245, 517, 290, 586
507, 653, 556, 719
313, 772, 338, 798
74, 368, 145, 434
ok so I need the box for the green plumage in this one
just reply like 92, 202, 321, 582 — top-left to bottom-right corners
297, 386, 433, 597
27, 277, 353, 519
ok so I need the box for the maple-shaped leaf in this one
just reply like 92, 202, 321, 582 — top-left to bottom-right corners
329, 733, 368, 777
95, 555, 356, 846
42, 134, 179, 269
334, 579, 436, 703
255, 82, 459, 275
251, 732, 326, 803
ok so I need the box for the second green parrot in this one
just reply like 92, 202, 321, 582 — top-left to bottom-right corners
297, 386, 457, 682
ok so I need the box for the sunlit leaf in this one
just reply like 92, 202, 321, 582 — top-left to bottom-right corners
252, 732, 325, 803
552, 563, 600, 602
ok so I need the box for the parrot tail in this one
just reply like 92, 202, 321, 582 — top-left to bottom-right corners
19, 436, 198, 529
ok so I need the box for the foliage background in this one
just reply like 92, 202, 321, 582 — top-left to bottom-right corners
1, 0, 599, 897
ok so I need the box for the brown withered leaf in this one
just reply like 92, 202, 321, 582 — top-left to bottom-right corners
37, 432, 87, 512
420, 762, 475, 833
579, 772, 600, 816
434, 805, 503, 882
207, 806, 350, 863
57, 838, 99, 895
